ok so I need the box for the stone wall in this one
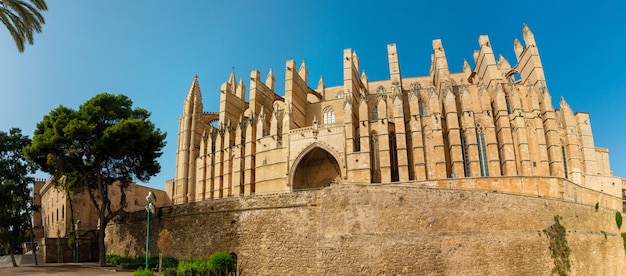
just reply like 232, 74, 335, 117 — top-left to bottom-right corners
106, 180, 626, 275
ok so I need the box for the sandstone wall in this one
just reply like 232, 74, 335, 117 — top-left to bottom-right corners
106, 180, 626, 275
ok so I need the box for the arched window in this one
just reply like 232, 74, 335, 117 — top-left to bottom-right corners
476, 125, 489, 176
370, 131, 381, 183
337, 90, 344, 99
62, 205, 64, 219
419, 100, 428, 117
460, 129, 470, 177
561, 141, 568, 179
372, 106, 378, 120
323, 106, 335, 125
505, 94, 512, 114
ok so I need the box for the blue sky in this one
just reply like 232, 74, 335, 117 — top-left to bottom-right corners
1, 1, 625, 190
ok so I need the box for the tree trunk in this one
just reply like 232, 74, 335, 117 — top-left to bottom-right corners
98, 214, 107, 266
9, 246, 17, 267
24, 201, 38, 265
29, 223, 38, 265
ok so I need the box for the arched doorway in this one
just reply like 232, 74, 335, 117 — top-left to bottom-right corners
292, 147, 341, 190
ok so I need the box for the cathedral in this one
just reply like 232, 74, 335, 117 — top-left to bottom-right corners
166, 24, 620, 205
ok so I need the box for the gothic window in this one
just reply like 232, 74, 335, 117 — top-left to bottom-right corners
419, 100, 428, 117
390, 131, 399, 182
561, 141, 569, 179
337, 90, 344, 99
370, 131, 381, 183
505, 94, 512, 114
323, 106, 335, 125
460, 130, 470, 177
372, 106, 378, 120
355, 127, 361, 152
476, 125, 489, 176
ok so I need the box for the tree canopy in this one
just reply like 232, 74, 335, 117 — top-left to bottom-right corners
0, 0, 48, 52
24, 93, 166, 266
0, 128, 38, 266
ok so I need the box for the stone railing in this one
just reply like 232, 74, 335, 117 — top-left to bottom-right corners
289, 123, 344, 141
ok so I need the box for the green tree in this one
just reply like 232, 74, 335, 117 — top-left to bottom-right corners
0, 128, 38, 267
24, 93, 166, 266
0, 0, 48, 52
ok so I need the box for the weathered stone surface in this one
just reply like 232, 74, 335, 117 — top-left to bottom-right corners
106, 182, 626, 275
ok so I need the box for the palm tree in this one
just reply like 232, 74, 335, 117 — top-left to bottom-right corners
0, 0, 48, 52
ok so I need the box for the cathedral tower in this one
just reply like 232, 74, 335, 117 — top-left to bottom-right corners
174, 75, 203, 204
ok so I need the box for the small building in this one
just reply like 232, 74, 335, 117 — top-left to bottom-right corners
34, 176, 169, 262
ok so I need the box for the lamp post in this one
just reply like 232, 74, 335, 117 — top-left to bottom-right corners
75, 220, 80, 263
145, 192, 156, 269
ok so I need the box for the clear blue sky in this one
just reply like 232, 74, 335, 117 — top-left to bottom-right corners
1, 1, 625, 190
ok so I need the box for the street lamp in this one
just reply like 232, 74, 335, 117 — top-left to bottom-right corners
75, 219, 81, 263
145, 192, 156, 269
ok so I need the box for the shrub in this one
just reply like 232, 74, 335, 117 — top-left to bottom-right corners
616, 212, 623, 229
148, 256, 160, 269
622, 233, 626, 252
595, 202, 600, 211
161, 256, 179, 269
132, 267, 153, 276
161, 267, 177, 276
176, 259, 209, 276
105, 254, 118, 264
208, 252, 234, 275
106, 254, 136, 266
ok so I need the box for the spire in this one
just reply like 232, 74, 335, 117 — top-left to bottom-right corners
265, 69, 275, 92
236, 78, 246, 100
559, 96, 571, 112
522, 23, 536, 46
317, 76, 326, 97
298, 61, 308, 83
430, 39, 450, 86
227, 71, 236, 93
361, 71, 368, 87
184, 74, 203, 114
463, 59, 472, 76
472, 50, 480, 64
497, 54, 511, 71
317, 76, 325, 90
513, 38, 524, 61
257, 106, 265, 137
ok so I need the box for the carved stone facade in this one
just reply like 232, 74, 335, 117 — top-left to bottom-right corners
167, 24, 622, 206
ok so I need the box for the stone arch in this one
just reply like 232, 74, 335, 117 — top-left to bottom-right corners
290, 143, 343, 190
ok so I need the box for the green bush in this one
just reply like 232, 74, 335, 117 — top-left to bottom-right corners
176, 259, 210, 276
132, 267, 153, 276
208, 252, 234, 275
161, 256, 179, 269
148, 256, 159, 269
160, 267, 177, 276
616, 212, 623, 229
145, 255, 178, 269
621, 233, 626, 252
106, 254, 137, 266
105, 254, 117, 264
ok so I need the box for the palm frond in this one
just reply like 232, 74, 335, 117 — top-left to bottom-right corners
0, 0, 48, 52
